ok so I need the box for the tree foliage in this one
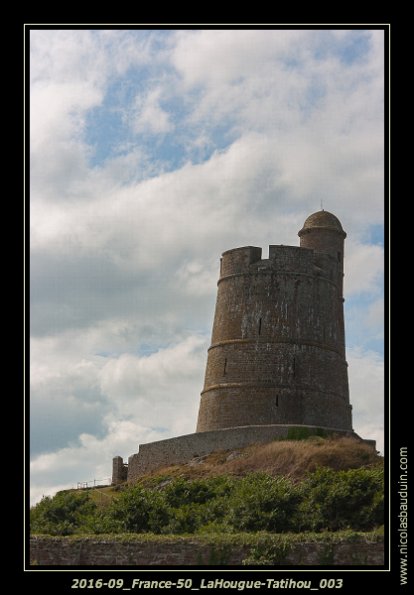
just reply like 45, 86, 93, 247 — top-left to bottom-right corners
30, 491, 97, 535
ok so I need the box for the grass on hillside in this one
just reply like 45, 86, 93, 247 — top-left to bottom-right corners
71, 436, 381, 511
136, 436, 381, 486
31, 436, 383, 538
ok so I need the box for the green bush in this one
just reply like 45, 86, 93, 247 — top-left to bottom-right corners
163, 476, 235, 507
226, 473, 303, 532
161, 476, 236, 533
161, 503, 204, 534
104, 485, 170, 533
300, 466, 384, 531
30, 467, 384, 536
30, 491, 96, 535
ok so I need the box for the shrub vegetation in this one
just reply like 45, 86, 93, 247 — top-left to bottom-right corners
31, 466, 383, 536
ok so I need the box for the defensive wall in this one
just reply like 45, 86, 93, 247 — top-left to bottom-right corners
111, 425, 366, 484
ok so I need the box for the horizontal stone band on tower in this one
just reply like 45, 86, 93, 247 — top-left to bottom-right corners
208, 339, 345, 356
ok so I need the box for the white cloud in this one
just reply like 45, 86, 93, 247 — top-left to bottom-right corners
132, 88, 173, 134
99, 336, 206, 429
30, 131, 383, 269
365, 298, 384, 330
171, 30, 383, 139
30, 30, 169, 204
175, 260, 218, 297
172, 29, 304, 87
30, 420, 145, 501
30, 335, 207, 504
348, 347, 384, 453
344, 241, 383, 296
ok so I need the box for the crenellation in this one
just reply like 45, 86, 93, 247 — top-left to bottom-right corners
220, 246, 262, 278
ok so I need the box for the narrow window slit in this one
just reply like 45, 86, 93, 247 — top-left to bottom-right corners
276, 395, 279, 407
258, 318, 262, 335
223, 358, 227, 376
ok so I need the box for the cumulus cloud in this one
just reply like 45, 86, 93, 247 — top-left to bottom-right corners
30, 335, 207, 503
132, 88, 173, 134
365, 298, 384, 330
30, 420, 147, 502
30, 28, 385, 503
345, 241, 384, 296
100, 336, 205, 430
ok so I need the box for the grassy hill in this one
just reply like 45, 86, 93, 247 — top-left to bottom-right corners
69, 435, 381, 508
135, 435, 381, 482
30, 436, 383, 539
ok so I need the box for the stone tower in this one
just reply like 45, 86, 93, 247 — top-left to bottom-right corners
113, 209, 370, 486
196, 210, 352, 433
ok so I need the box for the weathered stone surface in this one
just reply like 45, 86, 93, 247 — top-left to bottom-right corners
198, 212, 350, 433
30, 535, 384, 566
112, 456, 128, 485
127, 425, 357, 481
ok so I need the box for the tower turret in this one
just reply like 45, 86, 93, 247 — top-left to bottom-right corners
298, 210, 346, 297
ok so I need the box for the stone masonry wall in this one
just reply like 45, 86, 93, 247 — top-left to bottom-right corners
127, 425, 356, 482
112, 456, 128, 485
30, 535, 384, 566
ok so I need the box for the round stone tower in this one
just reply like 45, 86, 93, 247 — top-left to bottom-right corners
196, 210, 352, 433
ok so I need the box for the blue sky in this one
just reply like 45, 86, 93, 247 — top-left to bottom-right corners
30, 28, 385, 503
